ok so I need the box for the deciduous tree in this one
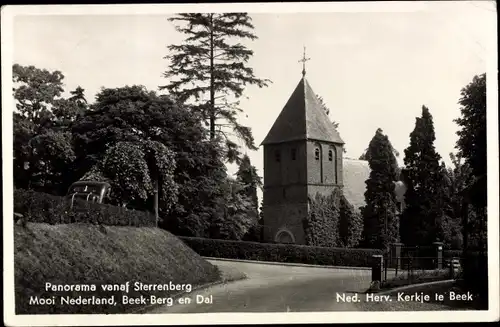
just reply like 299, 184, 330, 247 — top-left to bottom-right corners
72, 85, 227, 236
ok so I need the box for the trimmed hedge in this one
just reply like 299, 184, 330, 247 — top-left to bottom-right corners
180, 236, 383, 267
14, 189, 156, 227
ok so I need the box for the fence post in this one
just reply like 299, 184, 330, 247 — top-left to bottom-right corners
371, 254, 384, 284
391, 243, 402, 270
433, 241, 444, 269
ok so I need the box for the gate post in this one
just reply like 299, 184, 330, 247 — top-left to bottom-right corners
371, 254, 384, 283
390, 243, 402, 269
433, 241, 444, 269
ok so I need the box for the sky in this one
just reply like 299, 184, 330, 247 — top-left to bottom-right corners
7, 2, 496, 201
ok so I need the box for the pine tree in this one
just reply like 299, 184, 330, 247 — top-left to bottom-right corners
361, 128, 400, 249
161, 13, 271, 163
400, 106, 445, 246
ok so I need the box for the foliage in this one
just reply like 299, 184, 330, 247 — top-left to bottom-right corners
361, 128, 400, 249
454, 73, 487, 180
51, 88, 88, 131
338, 194, 363, 248
71, 85, 227, 235
303, 190, 341, 247
14, 189, 156, 227
453, 73, 487, 279
438, 153, 474, 249
14, 221, 220, 314
12, 64, 65, 132
236, 154, 261, 210
209, 178, 257, 240
161, 13, 271, 163
14, 113, 37, 190
13, 65, 88, 195
102, 142, 152, 204
359, 129, 400, 161
180, 236, 383, 267
400, 106, 446, 247
27, 130, 76, 195
86, 140, 179, 216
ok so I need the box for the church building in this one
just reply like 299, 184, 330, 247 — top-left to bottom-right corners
261, 56, 371, 245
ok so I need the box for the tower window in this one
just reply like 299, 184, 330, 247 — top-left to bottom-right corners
328, 150, 333, 161
275, 150, 281, 162
315, 148, 320, 160
291, 148, 296, 160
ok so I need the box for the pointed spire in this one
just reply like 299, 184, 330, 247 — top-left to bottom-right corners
298, 46, 310, 77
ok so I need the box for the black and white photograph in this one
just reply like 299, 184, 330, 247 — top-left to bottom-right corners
2, 1, 498, 325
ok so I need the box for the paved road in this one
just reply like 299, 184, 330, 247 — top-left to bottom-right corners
148, 260, 375, 313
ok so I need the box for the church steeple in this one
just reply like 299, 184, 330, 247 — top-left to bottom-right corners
298, 46, 310, 77
261, 73, 344, 146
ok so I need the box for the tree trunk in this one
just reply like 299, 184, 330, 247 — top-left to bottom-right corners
209, 14, 216, 140
154, 177, 159, 228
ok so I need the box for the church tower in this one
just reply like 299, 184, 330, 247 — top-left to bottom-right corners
261, 50, 344, 244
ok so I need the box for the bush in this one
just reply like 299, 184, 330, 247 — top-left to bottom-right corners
180, 237, 383, 267
14, 189, 156, 227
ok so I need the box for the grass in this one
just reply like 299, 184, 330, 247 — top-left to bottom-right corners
14, 222, 221, 314
375, 269, 453, 291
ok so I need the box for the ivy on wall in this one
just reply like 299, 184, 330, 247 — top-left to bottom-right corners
303, 188, 363, 248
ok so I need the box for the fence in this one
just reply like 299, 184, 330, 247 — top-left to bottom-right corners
372, 242, 462, 286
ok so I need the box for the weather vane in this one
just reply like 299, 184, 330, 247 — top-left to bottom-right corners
298, 46, 310, 77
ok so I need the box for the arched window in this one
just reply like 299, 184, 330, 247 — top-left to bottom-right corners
275, 149, 281, 162
315, 148, 320, 160
328, 150, 333, 161
291, 148, 297, 160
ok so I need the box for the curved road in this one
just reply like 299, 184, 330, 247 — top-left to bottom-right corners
147, 260, 374, 313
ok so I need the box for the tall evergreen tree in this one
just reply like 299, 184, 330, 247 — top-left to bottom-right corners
361, 128, 400, 249
160, 13, 271, 163
400, 106, 446, 246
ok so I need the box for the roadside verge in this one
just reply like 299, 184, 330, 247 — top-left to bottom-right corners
203, 256, 382, 271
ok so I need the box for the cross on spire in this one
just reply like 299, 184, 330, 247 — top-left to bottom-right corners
298, 46, 310, 77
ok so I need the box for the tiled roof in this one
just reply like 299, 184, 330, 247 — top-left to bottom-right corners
342, 159, 370, 211
261, 76, 344, 145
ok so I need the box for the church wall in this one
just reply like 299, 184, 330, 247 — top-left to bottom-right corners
306, 141, 323, 184
263, 185, 308, 206
323, 144, 336, 184
263, 142, 307, 187
262, 203, 308, 245
306, 141, 344, 186
335, 144, 344, 186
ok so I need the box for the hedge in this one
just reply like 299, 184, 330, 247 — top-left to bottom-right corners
179, 236, 383, 267
14, 189, 156, 227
